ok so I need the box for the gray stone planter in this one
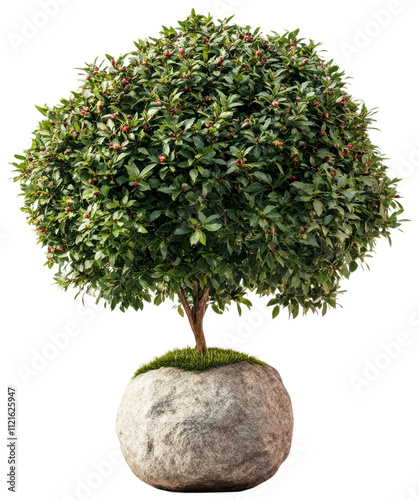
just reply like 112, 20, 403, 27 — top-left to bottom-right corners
116, 361, 293, 492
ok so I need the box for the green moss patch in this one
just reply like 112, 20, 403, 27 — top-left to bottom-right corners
133, 347, 265, 378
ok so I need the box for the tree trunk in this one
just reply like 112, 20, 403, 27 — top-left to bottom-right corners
178, 285, 209, 355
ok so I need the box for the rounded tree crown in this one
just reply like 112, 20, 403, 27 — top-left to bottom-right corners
13, 10, 403, 318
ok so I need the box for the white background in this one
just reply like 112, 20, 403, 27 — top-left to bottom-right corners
1, 1, 418, 499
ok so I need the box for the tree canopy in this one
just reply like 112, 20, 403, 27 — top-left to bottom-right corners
13, 10, 403, 336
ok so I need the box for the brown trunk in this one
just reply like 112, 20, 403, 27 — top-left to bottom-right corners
178, 285, 209, 355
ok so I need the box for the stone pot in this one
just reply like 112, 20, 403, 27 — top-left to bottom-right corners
116, 361, 293, 492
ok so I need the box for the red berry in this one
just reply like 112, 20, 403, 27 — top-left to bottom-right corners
133, 181, 138, 186
206, 123, 211, 128
156, 100, 162, 106
181, 183, 187, 188
83, 213, 89, 218
49, 181, 53, 186
164, 50, 170, 57
255, 50, 261, 56
323, 113, 329, 118
93, 191, 100, 195
180, 48, 185, 55
272, 101, 279, 107
325, 157, 331, 162
66, 207, 71, 213
227, 134, 232, 139
321, 131, 327, 136
122, 126, 130, 133
159, 156, 166, 163
59, 245, 63, 250
272, 247, 277, 253
86, 75, 91, 80
291, 175, 296, 181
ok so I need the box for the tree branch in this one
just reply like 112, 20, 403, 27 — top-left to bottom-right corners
178, 285, 209, 355
178, 287, 196, 333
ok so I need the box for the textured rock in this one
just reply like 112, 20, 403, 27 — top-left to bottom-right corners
116, 361, 293, 492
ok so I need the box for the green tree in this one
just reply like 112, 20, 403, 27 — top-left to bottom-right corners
13, 11, 403, 354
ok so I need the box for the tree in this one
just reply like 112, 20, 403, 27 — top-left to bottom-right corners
13, 11, 403, 354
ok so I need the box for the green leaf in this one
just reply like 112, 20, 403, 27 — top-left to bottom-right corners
203, 223, 222, 231
313, 199, 323, 216
174, 226, 193, 235
190, 169, 198, 183
324, 214, 333, 225
292, 181, 314, 195
316, 271, 329, 283
272, 305, 280, 318
190, 231, 201, 245
253, 171, 270, 183
140, 163, 156, 176
349, 261, 358, 272
193, 135, 204, 150
183, 118, 195, 131
35, 105, 47, 116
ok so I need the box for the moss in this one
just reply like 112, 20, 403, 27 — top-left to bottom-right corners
133, 347, 265, 378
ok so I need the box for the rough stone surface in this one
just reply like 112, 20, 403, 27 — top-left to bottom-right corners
116, 361, 293, 492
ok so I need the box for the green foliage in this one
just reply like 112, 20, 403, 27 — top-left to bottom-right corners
132, 347, 265, 377
12, 11, 404, 319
